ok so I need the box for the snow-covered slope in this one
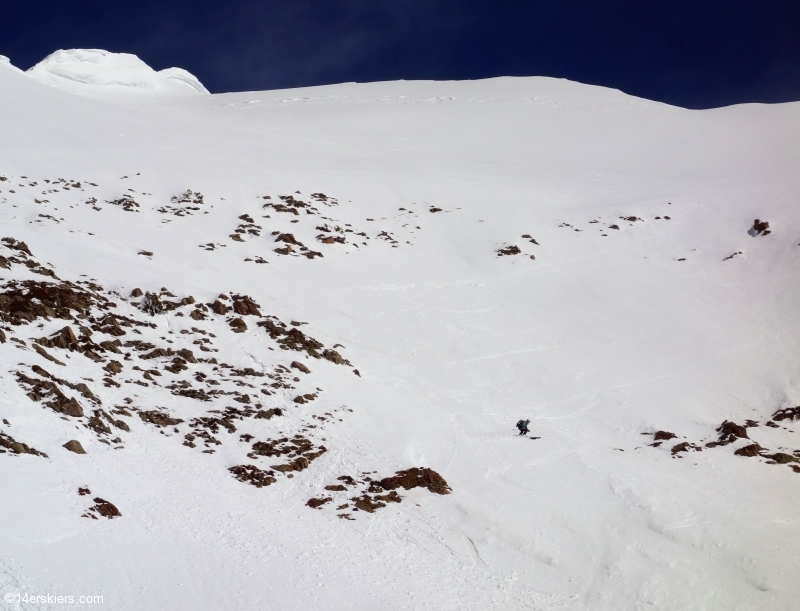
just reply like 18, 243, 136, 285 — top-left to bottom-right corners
25, 49, 209, 95
1, 51, 799, 611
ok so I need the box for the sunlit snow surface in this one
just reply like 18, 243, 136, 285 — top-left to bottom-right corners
1, 53, 799, 611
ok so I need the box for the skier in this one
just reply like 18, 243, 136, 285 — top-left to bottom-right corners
516, 419, 531, 436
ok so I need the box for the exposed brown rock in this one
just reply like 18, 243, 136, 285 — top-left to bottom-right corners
103, 360, 123, 375
108, 195, 140, 211
0, 431, 47, 457
63, 440, 86, 454
231, 295, 262, 316
28, 365, 100, 403
2, 237, 32, 256
772, 407, 800, 422
376, 467, 451, 495
275, 233, 300, 245
353, 496, 382, 513
716, 421, 749, 443
497, 245, 521, 256
752, 219, 770, 235
763, 452, 798, 464
33, 344, 65, 365
91, 498, 121, 518
229, 464, 276, 488
138, 410, 183, 427
37, 326, 79, 351
291, 361, 310, 374
671, 442, 702, 455
87, 413, 112, 435
177, 348, 197, 363
141, 347, 175, 360
734, 443, 763, 457
272, 457, 311, 472
375, 490, 402, 504
654, 431, 677, 441
16, 371, 84, 416
306, 497, 333, 509
210, 300, 229, 315
322, 349, 351, 366
229, 318, 247, 333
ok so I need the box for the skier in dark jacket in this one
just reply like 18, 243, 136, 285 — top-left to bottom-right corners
516, 419, 531, 436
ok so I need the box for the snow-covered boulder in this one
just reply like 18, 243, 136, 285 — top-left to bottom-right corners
26, 49, 209, 95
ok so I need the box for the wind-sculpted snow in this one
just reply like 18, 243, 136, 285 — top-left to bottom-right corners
26, 49, 209, 95
1, 68, 800, 610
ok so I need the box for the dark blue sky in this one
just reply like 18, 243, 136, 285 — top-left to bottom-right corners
3, 0, 799, 108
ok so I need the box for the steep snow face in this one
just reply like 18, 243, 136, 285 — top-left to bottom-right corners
25, 49, 209, 95
0, 64, 800, 611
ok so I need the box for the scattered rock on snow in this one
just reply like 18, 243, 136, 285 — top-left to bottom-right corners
229, 464, 277, 488
496, 245, 521, 256
763, 452, 799, 464
671, 442, 702, 456
708, 420, 749, 447
0, 431, 47, 457
138, 410, 183, 427
772, 406, 800, 422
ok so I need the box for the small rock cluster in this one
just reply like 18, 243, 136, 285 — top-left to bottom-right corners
306, 467, 451, 519
646, 407, 800, 474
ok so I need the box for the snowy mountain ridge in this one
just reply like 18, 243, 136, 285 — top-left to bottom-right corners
1, 50, 799, 611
